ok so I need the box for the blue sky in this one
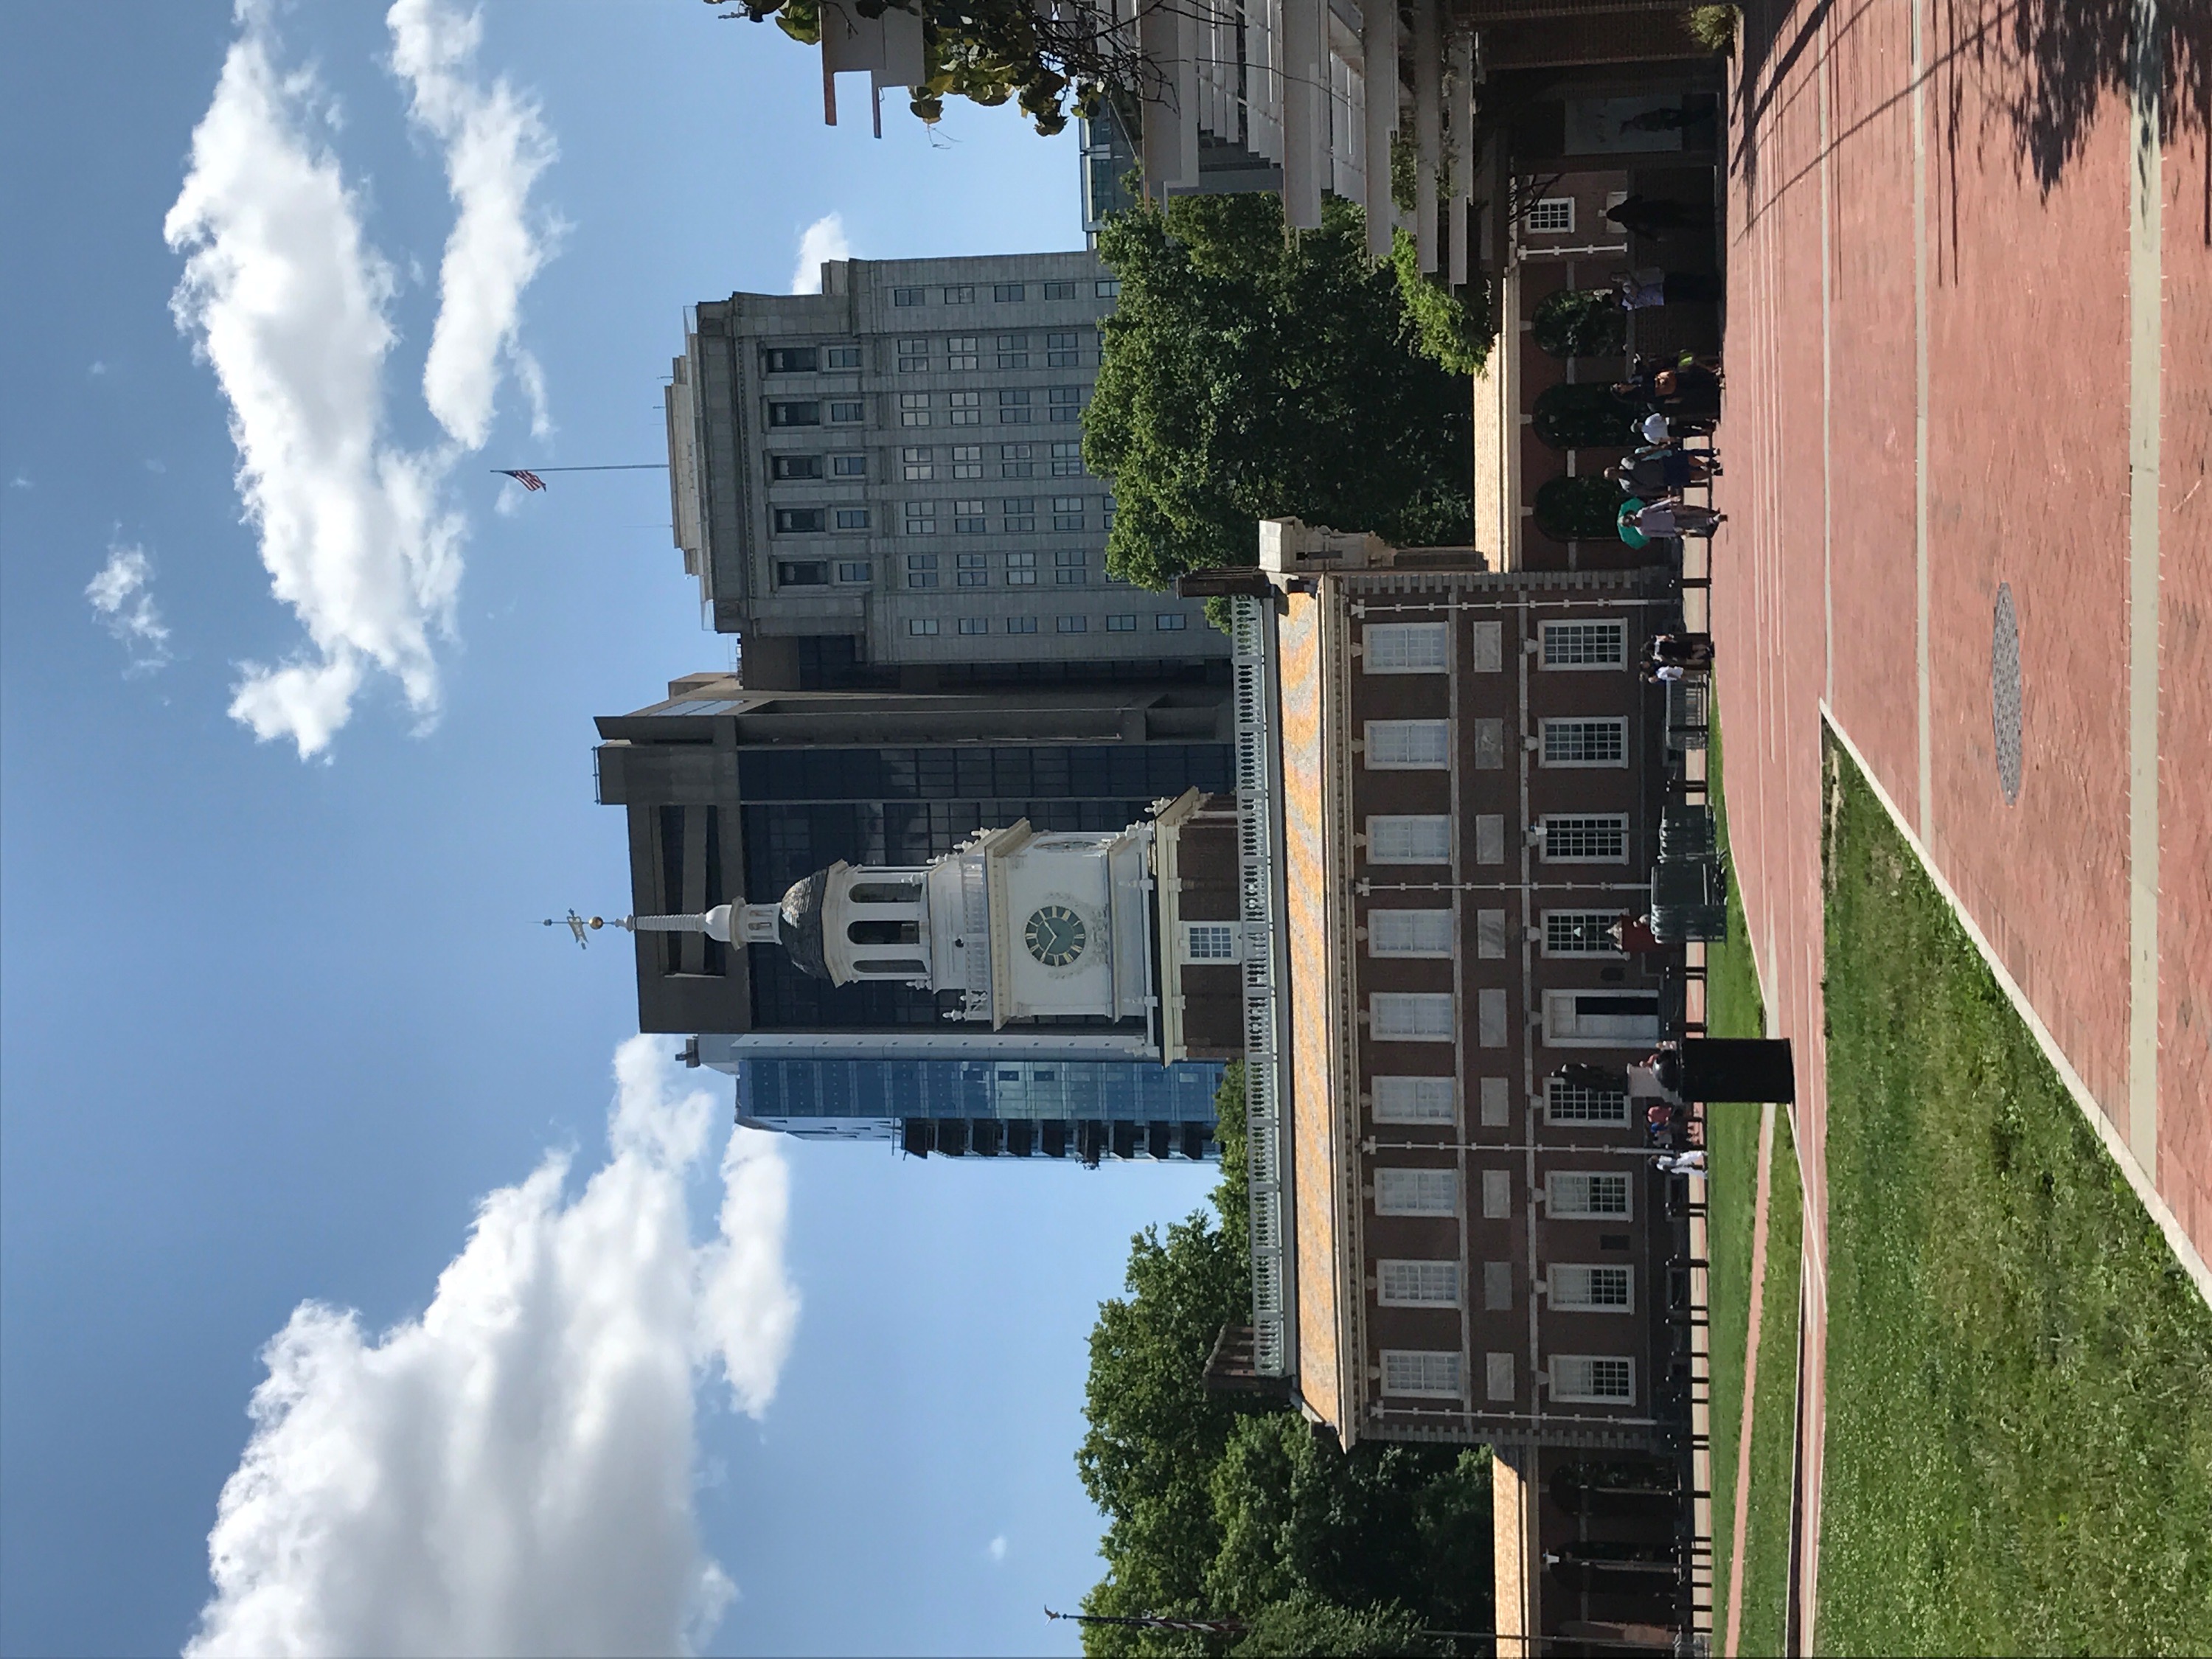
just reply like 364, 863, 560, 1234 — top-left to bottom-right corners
0, 6, 1216, 1654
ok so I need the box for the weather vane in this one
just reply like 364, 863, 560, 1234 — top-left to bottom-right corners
543, 910, 606, 949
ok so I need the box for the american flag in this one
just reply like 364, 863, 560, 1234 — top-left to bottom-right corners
498, 469, 546, 492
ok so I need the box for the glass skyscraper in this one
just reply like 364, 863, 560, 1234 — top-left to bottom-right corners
736, 1057, 1225, 1163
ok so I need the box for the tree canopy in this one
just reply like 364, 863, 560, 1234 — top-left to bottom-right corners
1077, 1067, 1494, 1656
1082, 193, 1477, 591
709, 0, 1139, 134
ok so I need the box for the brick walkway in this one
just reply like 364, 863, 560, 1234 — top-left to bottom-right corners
1715, 0, 2211, 1644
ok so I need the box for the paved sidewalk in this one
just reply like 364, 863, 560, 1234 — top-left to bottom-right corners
1719, 0, 2209, 1643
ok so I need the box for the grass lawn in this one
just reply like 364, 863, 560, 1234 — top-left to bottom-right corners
1818, 740, 2212, 1654
1700, 703, 1802, 1657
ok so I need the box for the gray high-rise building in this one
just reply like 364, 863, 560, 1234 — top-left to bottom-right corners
664, 251, 1225, 687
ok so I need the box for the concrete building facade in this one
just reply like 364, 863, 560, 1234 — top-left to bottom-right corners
665, 251, 1224, 684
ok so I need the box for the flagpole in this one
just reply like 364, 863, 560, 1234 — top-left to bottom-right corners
490, 465, 668, 473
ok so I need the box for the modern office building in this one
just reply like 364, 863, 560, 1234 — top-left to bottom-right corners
594, 670, 1232, 1034
726, 1055, 1225, 1162
665, 251, 1225, 686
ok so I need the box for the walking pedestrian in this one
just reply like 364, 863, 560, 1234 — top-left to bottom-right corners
1552, 1062, 1624, 1092
1658, 1150, 1708, 1175
1613, 267, 1725, 308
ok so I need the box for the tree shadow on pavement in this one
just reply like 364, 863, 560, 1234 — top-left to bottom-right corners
1732, 0, 2211, 243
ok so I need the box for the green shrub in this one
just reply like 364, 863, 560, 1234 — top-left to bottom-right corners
1530, 288, 1627, 359
1686, 4, 1739, 52
1532, 475, 1624, 540
1531, 382, 1640, 449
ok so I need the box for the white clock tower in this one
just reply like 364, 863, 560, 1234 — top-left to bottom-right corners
616, 788, 1245, 1064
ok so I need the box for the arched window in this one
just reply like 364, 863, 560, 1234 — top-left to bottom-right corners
854, 958, 928, 975
848, 919, 922, 945
849, 881, 922, 905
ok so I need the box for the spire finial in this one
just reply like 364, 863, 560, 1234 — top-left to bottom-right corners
541, 909, 608, 948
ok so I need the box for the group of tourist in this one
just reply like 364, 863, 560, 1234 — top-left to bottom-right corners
1610, 352, 1726, 551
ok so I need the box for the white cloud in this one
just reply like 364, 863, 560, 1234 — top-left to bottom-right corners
386, 0, 561, 448
89, 359, 108, 376
7, 475, 29, 490
987, 1535, 1008, 1565
164, 18, 459, 757
187, 1037, 799, 1658
86, 542, 173, 672
789, 213, 849, 295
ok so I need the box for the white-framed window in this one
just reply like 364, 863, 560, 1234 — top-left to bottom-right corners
1550, 1354, 1635, 1405
1382, 1349, 1463, 1397
1543, 990, 1660, 1047
1543, 619, 1627, 668
1369, 909, 1454, 957
1377, 1168, 1458, 1214
1541, 815, 1629, 863
1372, 1077, 1457, 1125
1364, 720, 1452, 769
950, 443, 984, 479
1542, 718, 1628, 767
946, 335, 979, 369
897, 392, 931, 427
1545, 1078, 1630, 1126
952, 499, 987, 534
1183, 922, 1239, 961
1526, 196, 1575, 234
1549, 1265, 1634, 1312
1371, 992, 1455, 1040
1364, 622, 1449, 673
901, 445, 932, 481
1379, 1261, 1461, 1306
1547, 1170, 1632, 1220
949, 390, 981, 425
1543, 911, 1622, 956
1005, 551, 1037, 585
907, 617, 939, 636
1367, 815, 1453, 864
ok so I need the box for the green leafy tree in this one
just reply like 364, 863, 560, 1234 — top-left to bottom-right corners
1083, 192, 1475, 590
1077, 1068, 1493, 1655
709, 0, 1145, 135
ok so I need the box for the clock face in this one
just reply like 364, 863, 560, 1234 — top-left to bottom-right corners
1023, 903, 1089, 968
